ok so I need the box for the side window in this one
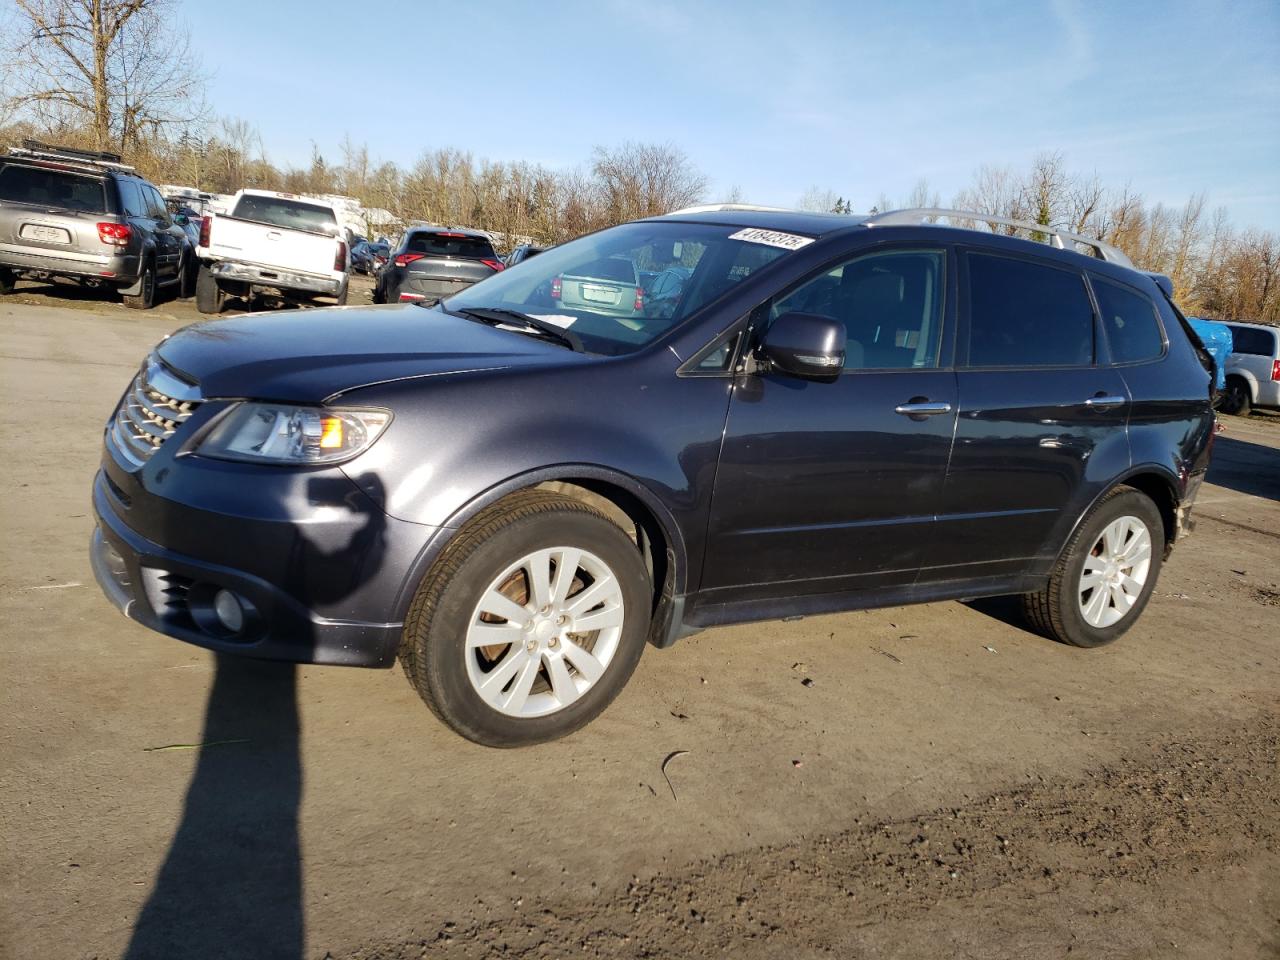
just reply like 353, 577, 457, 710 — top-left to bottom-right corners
118, 181, 145, 218
1092, 277, 1164, 364
144, 186, 168, 220
771, 249, 945, 369
966, 254, 1094, 367
1228, 326, 1277, 356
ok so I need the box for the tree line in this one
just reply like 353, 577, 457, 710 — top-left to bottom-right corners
1, 0, 1275, 322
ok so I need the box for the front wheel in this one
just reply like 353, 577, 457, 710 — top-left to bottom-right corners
399, 491, 652, 746
1021, 487, 1163, 648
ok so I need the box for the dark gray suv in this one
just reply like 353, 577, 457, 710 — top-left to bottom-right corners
0, 140, 194, 308
90, 206, 1216, 746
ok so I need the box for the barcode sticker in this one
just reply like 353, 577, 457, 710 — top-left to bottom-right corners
728, 228, 815, 251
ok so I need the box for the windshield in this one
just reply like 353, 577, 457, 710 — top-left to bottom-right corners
231, 194, 337, 235
442, 221, 798, 354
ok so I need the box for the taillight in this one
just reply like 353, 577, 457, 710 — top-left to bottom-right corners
394, 252, 425, 268
398, 292, 426, 301
481, 258, 504, 272
550, 276, 562, 299
334, 240, 347, 272
97, 222, 131, 246
1272, 358, 1280, 382
198, 215, 211, 247
634, 286, 645, 311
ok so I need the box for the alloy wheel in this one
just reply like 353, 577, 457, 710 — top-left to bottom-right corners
1078, 515, 1153, 628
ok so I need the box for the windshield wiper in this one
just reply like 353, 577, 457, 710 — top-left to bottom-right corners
455, 307, 583, 352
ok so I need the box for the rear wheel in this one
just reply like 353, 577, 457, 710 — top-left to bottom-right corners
399, 491, 651, 747
334, 281, 349, 306
1021, 487, 1163, 648
1221, 376, 1252, 417
122, 259, 156, 310
0, 268, 14, 295
195, 264, 225, 314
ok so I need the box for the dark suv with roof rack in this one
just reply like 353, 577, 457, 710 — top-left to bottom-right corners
0, 140, 195, 309
90, 204, 1216, 747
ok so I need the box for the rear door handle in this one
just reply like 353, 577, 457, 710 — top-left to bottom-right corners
894, 401, 952, 417
1084, 394, 1126, 408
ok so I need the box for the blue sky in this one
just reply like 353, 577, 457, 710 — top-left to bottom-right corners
180, 0, 1280, 231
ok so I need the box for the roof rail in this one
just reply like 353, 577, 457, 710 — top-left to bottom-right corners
9, 138, 136, 173
666, 202, 794, 216
864, 208, 1133, 266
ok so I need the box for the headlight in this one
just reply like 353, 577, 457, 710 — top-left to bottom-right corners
196, 402, 391, 465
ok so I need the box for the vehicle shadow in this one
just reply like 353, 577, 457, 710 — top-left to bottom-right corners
123, 656, 304, 960
1206, 434, 1280, 501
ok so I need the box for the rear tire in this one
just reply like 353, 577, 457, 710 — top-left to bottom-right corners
195, 264, 225, 314
1221, 376, 1252, 417
399, 490, 652, 747
122, 260, 156, 310
334, 281, 349, 306
1021, 487, 1164, 648
0, 268, 14, 295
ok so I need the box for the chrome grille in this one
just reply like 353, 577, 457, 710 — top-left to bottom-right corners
110, 359, 202, 463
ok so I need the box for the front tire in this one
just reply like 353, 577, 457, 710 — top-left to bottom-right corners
195, 264, 225, 314
399, 491, 652, 747
1221, 376, 1252, 417
1021, 487, 1164, 648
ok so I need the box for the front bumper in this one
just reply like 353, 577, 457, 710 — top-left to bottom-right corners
90, 456, 433, 667
209, 259, 343, 296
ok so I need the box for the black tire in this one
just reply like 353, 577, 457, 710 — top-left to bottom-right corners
195, 264, 224, 314
1221, 376, 1252, 417
0, 268, 15, 295
334, 281, 349, 306
1021, 486, 1164, 648
400, 490, 652, 747
122, 259, 156, 310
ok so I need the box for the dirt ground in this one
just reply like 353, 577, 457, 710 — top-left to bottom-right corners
1, 286, 1277, 960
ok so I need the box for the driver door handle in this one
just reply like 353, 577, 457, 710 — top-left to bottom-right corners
1084, 394, 1126, 408
894, 400, 952, 416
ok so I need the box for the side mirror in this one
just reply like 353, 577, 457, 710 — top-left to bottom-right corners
173, 214, 189, 226
759, 312, 846, 382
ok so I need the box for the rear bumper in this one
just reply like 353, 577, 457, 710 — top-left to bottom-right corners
0, 242, 137, 283
208, 259, 343, 296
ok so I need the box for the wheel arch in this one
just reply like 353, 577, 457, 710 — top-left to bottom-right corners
391, 464, 689, 647
1062, 466, 1182, 561
1225, 370, 1258, 402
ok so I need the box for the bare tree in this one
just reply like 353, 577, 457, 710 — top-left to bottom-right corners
6, 0, 204, 151
591, 141, 706, 222
797, 185, 838, 213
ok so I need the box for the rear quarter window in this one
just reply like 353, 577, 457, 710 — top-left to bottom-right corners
965, 253, 1095, 367
406, 232, 496, 259
1092, 277, 1165, 363
0, 163, 106, 213
1228, 326, 1278, 356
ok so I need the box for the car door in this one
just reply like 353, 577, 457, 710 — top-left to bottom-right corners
924, 249, 1131, 582
701, 244, 958, 602
143, 184, 182, 278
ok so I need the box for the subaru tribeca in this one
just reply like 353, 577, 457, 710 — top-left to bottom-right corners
91, 206, 1215, 746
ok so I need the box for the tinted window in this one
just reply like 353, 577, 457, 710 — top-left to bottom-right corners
0, 163, 105, 213
405, 232, 496, 259
772, 249, 945, 369
1228, 325, 1278, 356
1093, 277, 1164, 363
118, 180, 146, 217
143, 185, 168, 219
967, 254, 1094, 367
232, 194, 338, 234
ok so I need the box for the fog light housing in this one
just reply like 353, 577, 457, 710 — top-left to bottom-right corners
213, 589, 245, 634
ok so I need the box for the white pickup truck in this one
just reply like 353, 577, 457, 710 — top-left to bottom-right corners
195, 190, 349, 313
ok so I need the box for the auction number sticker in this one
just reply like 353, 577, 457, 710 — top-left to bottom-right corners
728, 227, 814, 251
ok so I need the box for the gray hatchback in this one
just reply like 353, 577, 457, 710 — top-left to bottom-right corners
0, 140, 194, 309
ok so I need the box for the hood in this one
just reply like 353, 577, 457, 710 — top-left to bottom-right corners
155, 304, 585, 402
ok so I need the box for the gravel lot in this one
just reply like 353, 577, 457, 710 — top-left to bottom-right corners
1, 288, 1277, 960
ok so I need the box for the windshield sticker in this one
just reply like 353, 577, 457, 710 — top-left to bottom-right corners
728, 227, 814, 251
529, 314, 578, 328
